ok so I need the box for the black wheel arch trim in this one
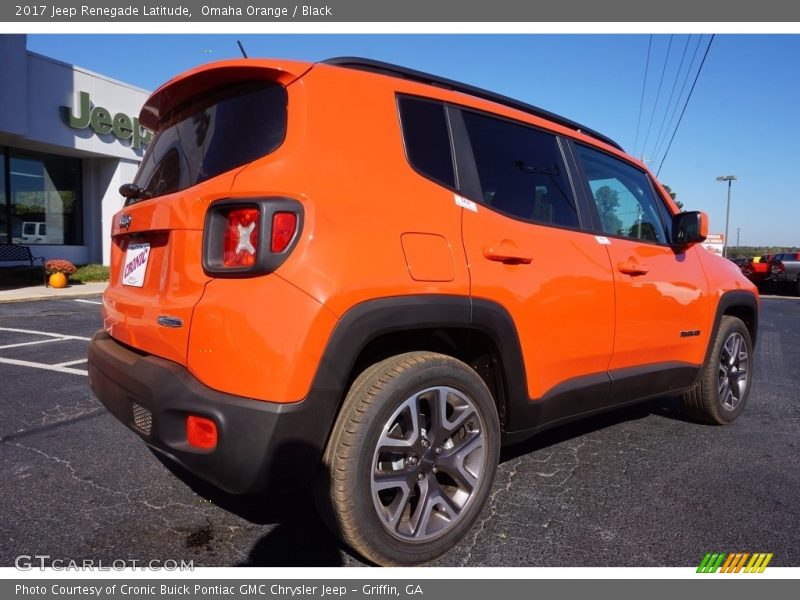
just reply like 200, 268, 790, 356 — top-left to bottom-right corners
306, 295, 529, 446
307, 289, 758, 457
702, 290, 759, 370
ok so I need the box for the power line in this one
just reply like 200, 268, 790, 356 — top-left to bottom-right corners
649, 35, 691, 162
640, 35, 673, 158
633, 35, 653, 157
656, 34, 715, 177
652, 35, 703, 164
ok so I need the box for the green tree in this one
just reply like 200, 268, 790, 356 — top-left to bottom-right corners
662, 184, 684, 210
594, 185, 623, 235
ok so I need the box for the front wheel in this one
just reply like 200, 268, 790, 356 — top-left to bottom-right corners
681, 315, 754, 424
315, 352, 500, 566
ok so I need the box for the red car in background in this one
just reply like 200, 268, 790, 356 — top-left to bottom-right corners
741, 254, 774, 291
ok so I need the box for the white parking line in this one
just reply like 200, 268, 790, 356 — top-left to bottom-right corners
0, 338, 63, 350
0, 327, 91, 376
52, 358, 88, 368
74, 299, 102, 305
0, 327, 91, 341
0, 356, 88, 376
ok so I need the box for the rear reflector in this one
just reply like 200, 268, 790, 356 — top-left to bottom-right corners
223, 208, 260, 267
271, 212, 297, 253
186, 415, 218, 450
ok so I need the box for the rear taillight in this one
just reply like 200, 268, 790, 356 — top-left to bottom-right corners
203, 197, 303, 277
773, 262, 785, 274
271, 212, 297, 253
223, 208, 260, 267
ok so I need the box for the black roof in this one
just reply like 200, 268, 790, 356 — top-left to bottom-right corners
323, 57, 623, 152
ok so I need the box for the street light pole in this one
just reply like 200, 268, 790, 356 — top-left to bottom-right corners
716, 175, 737, 258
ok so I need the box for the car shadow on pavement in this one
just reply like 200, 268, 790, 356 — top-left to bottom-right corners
499, 396, 688, 462
151, 449, 351, 566
153, 397, 693, 566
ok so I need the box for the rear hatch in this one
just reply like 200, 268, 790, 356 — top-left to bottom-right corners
103, 59, 310, 365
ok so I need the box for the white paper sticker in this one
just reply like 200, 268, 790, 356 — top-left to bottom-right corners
454, 194, 478, 213
122, 243, 151, 288
595, 236, 611, 245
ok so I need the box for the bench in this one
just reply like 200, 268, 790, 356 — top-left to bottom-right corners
0, 243, 46, 286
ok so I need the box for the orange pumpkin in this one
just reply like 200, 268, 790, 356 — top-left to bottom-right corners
49, 272, 68, 288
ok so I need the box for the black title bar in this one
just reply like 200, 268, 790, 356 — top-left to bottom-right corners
4, 0, 800, 22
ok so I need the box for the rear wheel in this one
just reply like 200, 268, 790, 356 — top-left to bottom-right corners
315, 352, 500, 566
682, 315, 753, 424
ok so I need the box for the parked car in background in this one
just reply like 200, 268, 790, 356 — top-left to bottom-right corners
742, 254, 774, 292
729, 257, 750, 268
11, 221, 50, 245
768, 252, 800, 295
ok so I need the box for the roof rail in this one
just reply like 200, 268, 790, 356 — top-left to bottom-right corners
322, 57, 624, 152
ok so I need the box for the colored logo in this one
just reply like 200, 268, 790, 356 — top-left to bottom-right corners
697, 552, 773, 573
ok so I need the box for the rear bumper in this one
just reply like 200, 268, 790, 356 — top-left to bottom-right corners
87, 330, 329, 494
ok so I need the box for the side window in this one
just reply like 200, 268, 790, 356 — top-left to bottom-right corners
460, 110, 578, 227
397, 96, 455, 188
575, 144, 669, 244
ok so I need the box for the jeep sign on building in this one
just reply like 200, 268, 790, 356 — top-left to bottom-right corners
0, 34, 151, 265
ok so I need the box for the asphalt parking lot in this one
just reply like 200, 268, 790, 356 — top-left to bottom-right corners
1, 295, 799, 568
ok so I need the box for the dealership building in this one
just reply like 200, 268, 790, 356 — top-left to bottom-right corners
0, 35, 151, 265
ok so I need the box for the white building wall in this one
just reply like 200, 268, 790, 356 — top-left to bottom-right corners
0, 35, 151, 265
101, 160, 139, 265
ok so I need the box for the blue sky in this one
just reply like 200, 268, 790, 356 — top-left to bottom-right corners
27, 34, 800, 247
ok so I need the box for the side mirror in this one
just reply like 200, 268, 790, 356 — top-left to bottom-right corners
672, 211, 708, 249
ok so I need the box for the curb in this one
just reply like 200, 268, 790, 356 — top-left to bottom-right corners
0, 284, 108, 304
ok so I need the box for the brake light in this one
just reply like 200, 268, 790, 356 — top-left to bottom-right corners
203, 198, 303, 276
774, 262, 785, 274
186, 415, 218, 450
223, 208, 260, 267
271, 212, 297, 253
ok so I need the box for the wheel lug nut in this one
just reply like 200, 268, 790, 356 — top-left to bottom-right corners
407, 456, 418, 465
422, 439, 430, 449
432, 466, 438, 474
417, 473, 424, 481
435, 447, 441, 454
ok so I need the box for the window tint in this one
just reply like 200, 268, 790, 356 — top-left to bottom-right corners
398, 97, 455, 188
460, 110, 578, 227
132, 80, 287, 202
575, 145, 668, 244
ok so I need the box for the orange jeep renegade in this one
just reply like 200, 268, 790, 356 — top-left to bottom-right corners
88, 57, 759, 566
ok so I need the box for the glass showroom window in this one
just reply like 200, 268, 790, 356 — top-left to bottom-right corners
0, 148, 7, 242
8, 150, 82, 245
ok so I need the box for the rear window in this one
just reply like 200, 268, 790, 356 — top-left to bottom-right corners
131, 80, 287, 202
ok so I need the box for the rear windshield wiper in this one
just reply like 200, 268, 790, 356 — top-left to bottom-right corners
119, 183, 151, 202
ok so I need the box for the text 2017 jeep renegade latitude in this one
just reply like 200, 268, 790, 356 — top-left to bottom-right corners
88, 57, 759, 566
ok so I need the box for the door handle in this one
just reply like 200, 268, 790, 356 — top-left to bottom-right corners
617, 261, 649, 275
483, 245, 532, 265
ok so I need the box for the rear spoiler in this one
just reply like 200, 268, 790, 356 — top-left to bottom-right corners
140, 58, 313, 131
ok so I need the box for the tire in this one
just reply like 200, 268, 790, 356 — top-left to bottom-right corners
681, 316, 753, 425
314, 352, 500, 566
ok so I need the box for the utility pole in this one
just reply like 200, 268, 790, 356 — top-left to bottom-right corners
716, 175, 737, 258
737, 227, 741, 248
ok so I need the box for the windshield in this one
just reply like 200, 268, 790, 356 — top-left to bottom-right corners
130, 80, 287, 203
